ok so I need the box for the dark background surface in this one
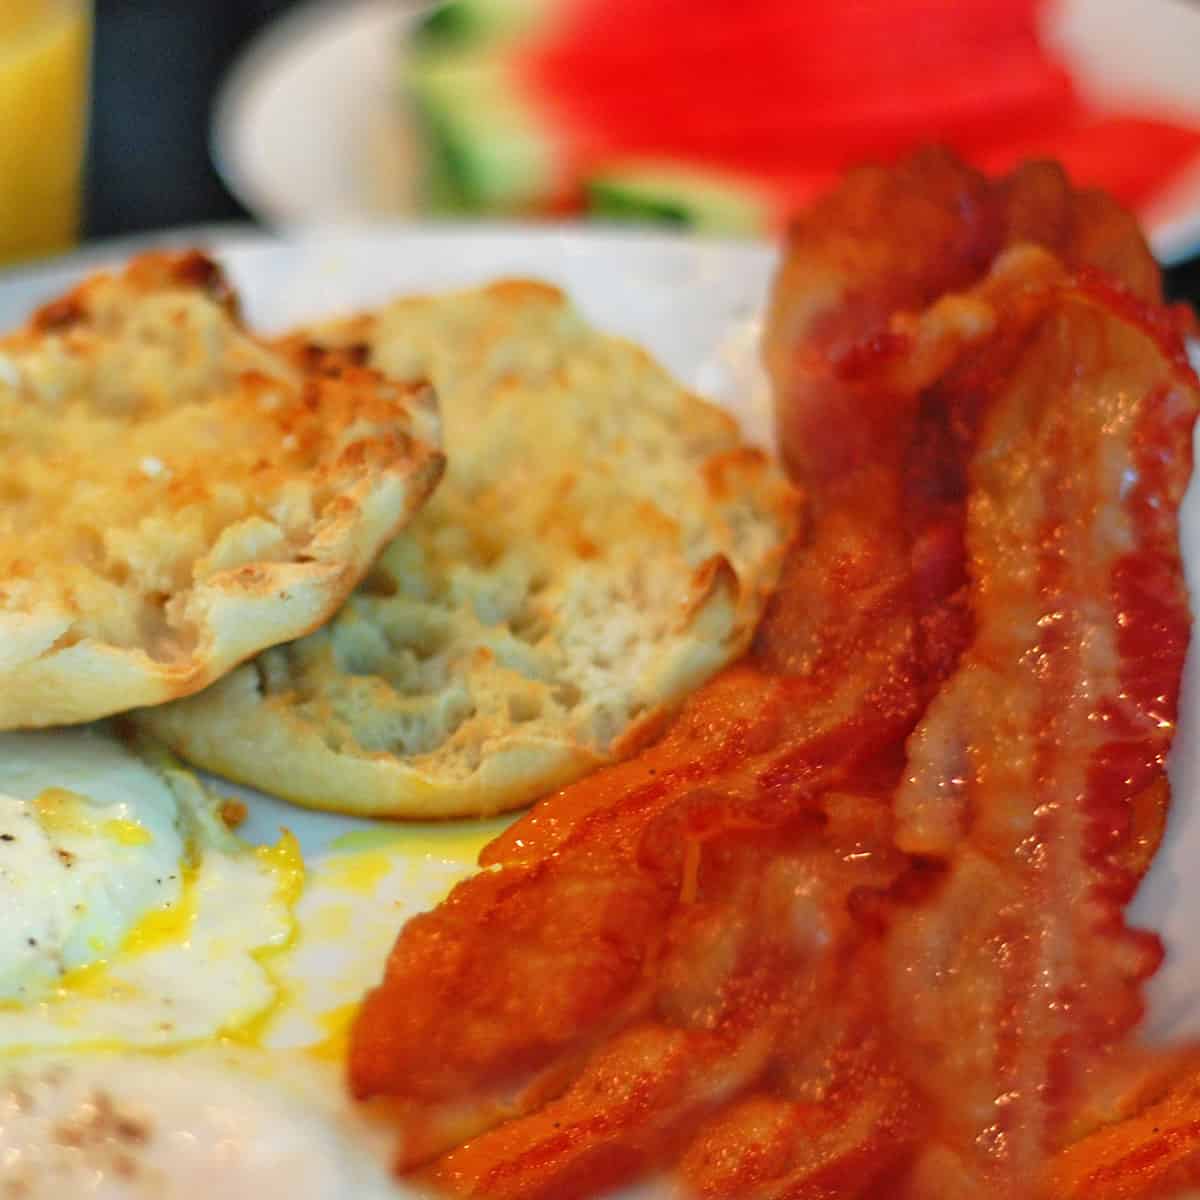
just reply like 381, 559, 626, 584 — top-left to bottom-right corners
83, 0, 1200, 302
85, 0, 299, 240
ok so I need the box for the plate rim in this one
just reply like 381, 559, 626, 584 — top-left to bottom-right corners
0, 218, 777, 286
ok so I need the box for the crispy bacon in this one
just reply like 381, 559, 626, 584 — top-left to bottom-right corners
764, 151, 1196, 1194
763, 148, 1162, 486
884, 271, 1197, 1192
424, 801, 912, 1200
1043, 1048, 1200, 1198
347, 150, 1199, 1199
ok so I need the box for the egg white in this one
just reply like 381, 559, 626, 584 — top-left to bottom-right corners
259, 820, 506, 1059
0, 729, 185, 1002
0, 728, 301, 1053
0, 1047, 402, 1198
0, 731, 508, 1188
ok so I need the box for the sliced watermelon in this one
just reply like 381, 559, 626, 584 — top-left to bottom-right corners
406, 48, 568, 213
403, 0, 1200, 232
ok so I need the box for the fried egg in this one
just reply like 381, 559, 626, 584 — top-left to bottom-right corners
0, 1047, 401, 1198
0, 728, 301, 1053
260, 820, 503, 1059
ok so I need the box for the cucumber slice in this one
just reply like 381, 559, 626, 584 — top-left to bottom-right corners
412, 0, 562, 51
407, 51, 561, 213
586, 163, 769, 234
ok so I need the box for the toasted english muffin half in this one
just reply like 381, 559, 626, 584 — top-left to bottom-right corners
138, 280, 798, 818
0, 251, 444, 728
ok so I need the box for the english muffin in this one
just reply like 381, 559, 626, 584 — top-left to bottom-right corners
0, 252, 444, 728
138, 280, 797, 817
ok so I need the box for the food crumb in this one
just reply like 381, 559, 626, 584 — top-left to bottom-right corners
219, 798, 249, 829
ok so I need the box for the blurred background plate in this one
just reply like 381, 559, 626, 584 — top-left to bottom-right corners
211, 0, 1200, 263
212, 0, 424, 226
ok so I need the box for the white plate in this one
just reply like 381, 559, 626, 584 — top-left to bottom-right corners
1, 226, 1197, 1191
212, 0, 1200, 264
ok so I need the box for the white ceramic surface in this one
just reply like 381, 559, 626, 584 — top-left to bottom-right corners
212, 0, 1200, 263
0, 227, 1196, 1193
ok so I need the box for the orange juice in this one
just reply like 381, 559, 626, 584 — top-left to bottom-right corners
0, 0, 90, 263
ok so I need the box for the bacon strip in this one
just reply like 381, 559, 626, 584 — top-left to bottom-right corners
425, 801, 910, 1199
884, 272, 1198, 1192
764, 147, 1163, 490
1043, 1047, 1200, 1198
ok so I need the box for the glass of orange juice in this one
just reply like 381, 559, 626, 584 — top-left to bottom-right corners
0, 0, 90, 264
